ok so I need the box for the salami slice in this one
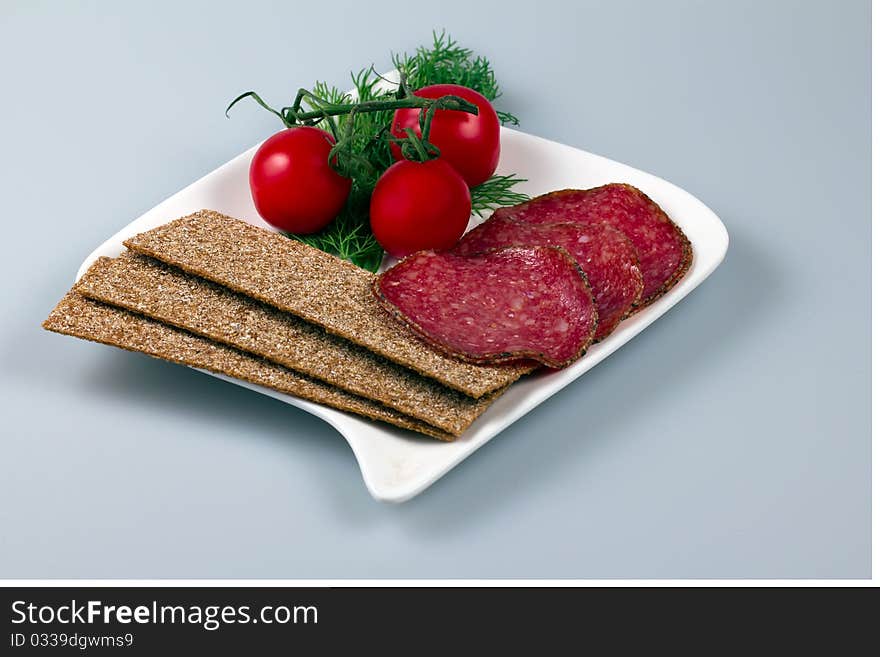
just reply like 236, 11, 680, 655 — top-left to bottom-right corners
373, 247, 597, 368
453, 218, 643, 340
495, 183, 692, 306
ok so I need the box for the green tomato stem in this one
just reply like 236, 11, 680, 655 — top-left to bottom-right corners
227, 72, 481, 178
288, 93, 478, 123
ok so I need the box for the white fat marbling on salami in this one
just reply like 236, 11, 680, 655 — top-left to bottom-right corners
453, 218, 643, 340
374, 247, 597, 368
494, 183, 692, 307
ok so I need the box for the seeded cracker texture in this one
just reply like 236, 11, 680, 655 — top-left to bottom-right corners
76, 253, 501, 435
42, 292, 454, 440
123, 211, 532, 398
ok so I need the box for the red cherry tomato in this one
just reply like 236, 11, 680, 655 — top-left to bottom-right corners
249, 126, 351, 234
390, 84, 501, 187
370, 159, 471, 258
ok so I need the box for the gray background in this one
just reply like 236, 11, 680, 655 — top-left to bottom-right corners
0, 0, 869, 578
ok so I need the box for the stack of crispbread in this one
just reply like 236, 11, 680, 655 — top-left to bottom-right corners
43, 210, 531, 439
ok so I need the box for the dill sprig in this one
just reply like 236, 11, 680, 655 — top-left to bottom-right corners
287, 205, 384, 271
393, 30, 519, 126
470, 174, 530, 217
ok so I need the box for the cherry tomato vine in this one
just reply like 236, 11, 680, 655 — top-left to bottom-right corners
226, 32, 529, 271
227, 72, 479, 174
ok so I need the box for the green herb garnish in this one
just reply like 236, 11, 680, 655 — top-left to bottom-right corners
393, 30, 519, 126
470, 174, 530, 217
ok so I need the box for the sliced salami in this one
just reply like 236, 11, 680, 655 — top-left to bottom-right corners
453, 217, 643, 340
373, 247, 597, 368
495, 183, 692, 306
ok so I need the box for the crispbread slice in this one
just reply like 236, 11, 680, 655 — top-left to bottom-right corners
76, 253, 500, 435
42, 292, 454, 441
124, 211, 532, 397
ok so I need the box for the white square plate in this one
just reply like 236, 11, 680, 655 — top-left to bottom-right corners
76, 126, 728, 503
